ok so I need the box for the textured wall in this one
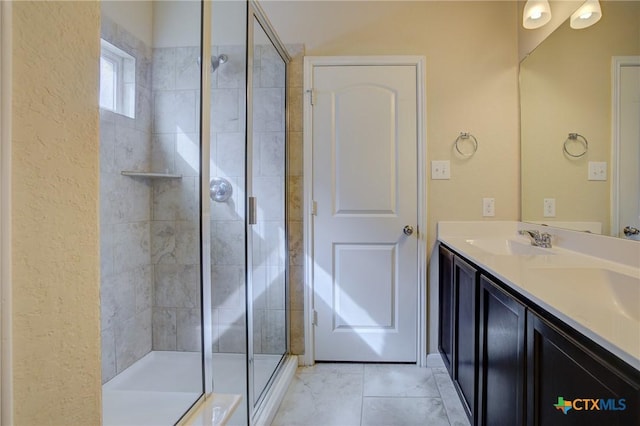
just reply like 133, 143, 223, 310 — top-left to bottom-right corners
11, 1, 101, 424
99, 17, 154, 383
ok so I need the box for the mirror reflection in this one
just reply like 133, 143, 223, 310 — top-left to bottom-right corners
520, 1, 640, 239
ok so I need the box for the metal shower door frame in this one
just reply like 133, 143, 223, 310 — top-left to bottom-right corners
245, 0, 292, 421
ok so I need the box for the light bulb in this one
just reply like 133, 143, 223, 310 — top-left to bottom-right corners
570, 0, 602, 29
523, 0, 552, 29
530, 10, 543, 20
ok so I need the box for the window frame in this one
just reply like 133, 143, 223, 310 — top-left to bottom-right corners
99, 39, 135, 118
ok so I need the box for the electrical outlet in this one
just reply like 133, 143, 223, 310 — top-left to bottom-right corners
431, 160, 451, 180
588, 162, 607, 181
544, 198, 556, 217
483, 198, 495, 217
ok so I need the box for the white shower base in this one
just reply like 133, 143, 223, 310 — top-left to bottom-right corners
102, 351, 202, 426
211, 352, 283, 426
102, 351, 284, 426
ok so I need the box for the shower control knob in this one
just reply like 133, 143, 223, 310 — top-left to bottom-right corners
210, 177, 233, 202
403, 225, 414, 236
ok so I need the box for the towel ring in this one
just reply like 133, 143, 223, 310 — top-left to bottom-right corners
563, 133, 588, 158
454, 132, 478, 157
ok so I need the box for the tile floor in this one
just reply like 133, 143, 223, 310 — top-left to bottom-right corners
271, 362, 470, 426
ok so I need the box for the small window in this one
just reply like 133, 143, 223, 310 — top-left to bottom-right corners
99, 39, 135, 118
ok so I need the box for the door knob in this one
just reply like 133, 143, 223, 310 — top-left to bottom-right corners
403, 225, 414, 236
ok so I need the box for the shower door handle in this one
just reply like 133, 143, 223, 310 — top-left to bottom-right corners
248, 197, 257, 225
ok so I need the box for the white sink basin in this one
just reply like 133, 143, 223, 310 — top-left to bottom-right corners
465, 238, 555, 256
528, 268, 640, 322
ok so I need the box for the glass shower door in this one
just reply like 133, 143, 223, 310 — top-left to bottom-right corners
209, 0, 249, 425
99, 1, 205, 425
248, 10, 288, 410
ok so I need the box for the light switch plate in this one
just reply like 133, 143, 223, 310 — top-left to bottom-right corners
431, 160, 451, 180
483, 198, 495, 217
588, 161, 607, 181
543, 198, 556, 217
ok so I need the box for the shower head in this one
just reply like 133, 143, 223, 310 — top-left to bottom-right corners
196, 54, 228, 73
211, 54, 228, 72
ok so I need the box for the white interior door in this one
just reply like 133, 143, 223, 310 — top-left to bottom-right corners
617, 64, 640, 240
311, 64, 419, 362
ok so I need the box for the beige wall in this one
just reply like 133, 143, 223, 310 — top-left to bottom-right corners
102, 0, 153, 47
264, 0, 521, 353
11, 1, 101, 424
520, 1, 640, 235
266, 0, 520, 254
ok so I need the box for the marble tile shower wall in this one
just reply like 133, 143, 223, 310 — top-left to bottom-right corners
100, 33, 306, 380
148, 43, 249, 354
100, 17, 154, 384
207, 44, 248, 353
208, 43, 303, 355
149, 45, 202, 353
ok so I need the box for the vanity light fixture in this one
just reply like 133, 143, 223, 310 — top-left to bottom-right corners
523, 0, 552, 29
570, 0, 602, 29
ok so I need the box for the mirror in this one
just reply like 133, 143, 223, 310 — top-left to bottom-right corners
520, 1, 640, 239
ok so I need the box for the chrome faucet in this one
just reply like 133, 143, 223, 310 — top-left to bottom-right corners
518, 230, 552, 248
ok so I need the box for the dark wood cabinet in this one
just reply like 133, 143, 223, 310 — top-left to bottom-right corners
438, 244, 454, 375
453, 255, 479, 422
478, 275, 526, 426
437, 244, 640, 426
527, 312, 640, 426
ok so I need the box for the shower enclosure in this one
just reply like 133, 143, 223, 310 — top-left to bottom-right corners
99, 1, 290, 424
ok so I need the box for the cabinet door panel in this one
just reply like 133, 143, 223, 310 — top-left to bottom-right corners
478, 275, 525, 426
453, 256, 478, 421
438, 244, 454, 376
527, 312, 640, 426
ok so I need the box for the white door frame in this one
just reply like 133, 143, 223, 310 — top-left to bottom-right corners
302, 56, 427, 366
1, 0, 12, 423
611, 56, 640, 238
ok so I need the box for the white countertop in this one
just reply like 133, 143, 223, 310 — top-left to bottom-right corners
437, 221, 640, 371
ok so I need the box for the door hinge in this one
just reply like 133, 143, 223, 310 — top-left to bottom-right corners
312, 310, 318, 326
311, 200, 318, 216
306, 88, 315, 106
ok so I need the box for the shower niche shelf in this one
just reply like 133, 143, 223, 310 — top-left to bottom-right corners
120, 171, 183, 179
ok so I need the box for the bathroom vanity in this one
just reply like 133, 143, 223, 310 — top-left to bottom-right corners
437, 222, 640, 426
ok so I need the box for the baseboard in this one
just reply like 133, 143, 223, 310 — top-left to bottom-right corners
426, 352, 445, 368
252, 355, 298, 426
296, 354, 308, 366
